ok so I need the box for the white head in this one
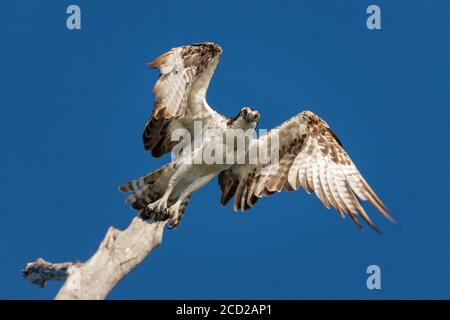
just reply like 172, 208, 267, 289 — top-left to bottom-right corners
228, 107, 260, 130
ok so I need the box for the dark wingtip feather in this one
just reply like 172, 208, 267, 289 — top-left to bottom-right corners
348, 211, 363, 229
372, 226, 383, 235
118, 184, 129, 193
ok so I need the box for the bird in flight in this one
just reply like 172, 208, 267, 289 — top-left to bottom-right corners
119, 42, 395, 233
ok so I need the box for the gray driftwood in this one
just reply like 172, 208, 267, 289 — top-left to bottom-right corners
22, 217, 166, 300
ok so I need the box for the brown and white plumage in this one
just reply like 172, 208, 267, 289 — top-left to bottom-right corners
143, 42, 226, 157
120, 42, 394, 232
219, 111, 395, 233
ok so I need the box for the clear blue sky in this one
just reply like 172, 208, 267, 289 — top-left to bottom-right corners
1, 0, 449, 299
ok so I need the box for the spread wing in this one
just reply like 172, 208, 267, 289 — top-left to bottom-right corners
218, 111, 395, 233
143, 42, 227, 157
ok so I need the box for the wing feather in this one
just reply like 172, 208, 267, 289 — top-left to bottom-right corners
143, 43, 226, 157
327, 162, 346, 219
218, 111, 395, 232
318, 158, 331, 208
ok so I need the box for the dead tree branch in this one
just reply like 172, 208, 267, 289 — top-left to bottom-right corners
22, 217, 167, 300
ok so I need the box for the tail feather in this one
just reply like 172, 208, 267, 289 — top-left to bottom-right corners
119, 164, 170, 193
125, 184, 150, 204
119, 164, 191, 226
119, 164, 173, 212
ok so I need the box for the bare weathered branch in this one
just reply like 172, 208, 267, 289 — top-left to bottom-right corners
22, 217, 167, 300
22, 258, 79, 288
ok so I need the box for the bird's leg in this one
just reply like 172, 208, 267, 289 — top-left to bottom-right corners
166, 173, 216, 228
165, 193, 190, 229
147, 163, 191, 214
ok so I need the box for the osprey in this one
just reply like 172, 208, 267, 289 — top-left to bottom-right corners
119, 42, 395, 232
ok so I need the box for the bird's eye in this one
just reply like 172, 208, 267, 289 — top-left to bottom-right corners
254, 114, 260, 121
241, 109, 248, 117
